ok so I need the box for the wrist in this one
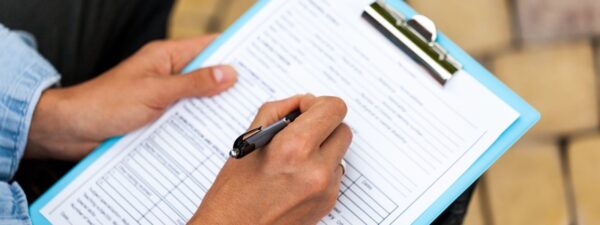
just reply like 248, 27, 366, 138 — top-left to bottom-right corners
189, 204, 254, 225
26, 88, 97, 160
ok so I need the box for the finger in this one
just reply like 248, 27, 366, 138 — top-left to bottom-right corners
160, 65, 237, 104
299, 93, 320, 112
329, 160, 346, 204
281, 96, 348, 149
320, 123, 353, 171
166, 35, 219, 73
249, 95, 310, 129
332, 164, 344, 187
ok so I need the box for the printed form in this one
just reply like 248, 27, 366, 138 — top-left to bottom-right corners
40, 0, 519, 224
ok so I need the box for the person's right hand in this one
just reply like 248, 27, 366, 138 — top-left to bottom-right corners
188, 95, 353, 225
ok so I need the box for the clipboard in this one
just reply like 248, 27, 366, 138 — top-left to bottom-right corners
30, 1, 540, 224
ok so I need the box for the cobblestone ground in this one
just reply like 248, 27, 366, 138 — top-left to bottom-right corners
169, 1, 600, 224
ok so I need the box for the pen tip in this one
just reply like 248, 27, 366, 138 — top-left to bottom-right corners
229, 149, 239, 158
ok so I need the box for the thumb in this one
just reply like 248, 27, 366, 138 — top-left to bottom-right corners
164, 65, 238, 102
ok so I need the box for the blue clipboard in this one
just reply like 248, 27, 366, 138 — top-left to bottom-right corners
30, 1, 540, 224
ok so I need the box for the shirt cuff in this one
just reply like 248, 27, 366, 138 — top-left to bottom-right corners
0, 24, 60, 182
0, 24, 61, 222
0, 182, 31, 225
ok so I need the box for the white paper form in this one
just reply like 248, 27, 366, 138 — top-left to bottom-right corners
40, 0, 519, 224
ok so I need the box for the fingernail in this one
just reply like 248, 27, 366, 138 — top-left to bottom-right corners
213, 66, 237, 84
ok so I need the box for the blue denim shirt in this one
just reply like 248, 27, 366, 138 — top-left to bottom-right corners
0, 24, 60, 224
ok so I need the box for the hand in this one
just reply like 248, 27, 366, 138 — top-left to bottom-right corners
188, 95, 353, 225
26, 36, 238, 160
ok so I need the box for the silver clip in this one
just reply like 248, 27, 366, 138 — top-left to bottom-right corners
363, 2, 462, 85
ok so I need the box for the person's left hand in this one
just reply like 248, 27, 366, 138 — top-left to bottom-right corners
26, 36, 238, 161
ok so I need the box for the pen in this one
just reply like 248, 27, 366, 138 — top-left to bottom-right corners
229, 109, 302, 159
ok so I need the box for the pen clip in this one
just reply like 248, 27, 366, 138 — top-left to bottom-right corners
233, 126, 262, 148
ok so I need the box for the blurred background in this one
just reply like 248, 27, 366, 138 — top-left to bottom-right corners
169, 0, 600, 224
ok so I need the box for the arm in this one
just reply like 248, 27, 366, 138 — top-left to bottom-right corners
0, 24, 60, 224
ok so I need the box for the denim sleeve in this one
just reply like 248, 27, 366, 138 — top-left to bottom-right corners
0, 24, 60, 224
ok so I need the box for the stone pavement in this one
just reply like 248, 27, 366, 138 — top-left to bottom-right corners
169, 0, 600, 224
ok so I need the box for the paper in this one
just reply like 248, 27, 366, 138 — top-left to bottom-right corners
39, 0, 519, 224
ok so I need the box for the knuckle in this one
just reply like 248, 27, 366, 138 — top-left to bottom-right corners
305, 169, 331, 194
293, 130, 313, 143
143, 40, 167, 51
280, 133, 312, 154
270, 129, 317, 159
190, 72, 209, 89
338, 123, 353, 141
320, 96, 348, 116
186, 75, 207, 95
257, 102, 276, 115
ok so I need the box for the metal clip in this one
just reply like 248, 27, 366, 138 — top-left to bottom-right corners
363, 1, 462, 85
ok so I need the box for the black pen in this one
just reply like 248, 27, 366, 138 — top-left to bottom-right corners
229, 109, 302, 159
